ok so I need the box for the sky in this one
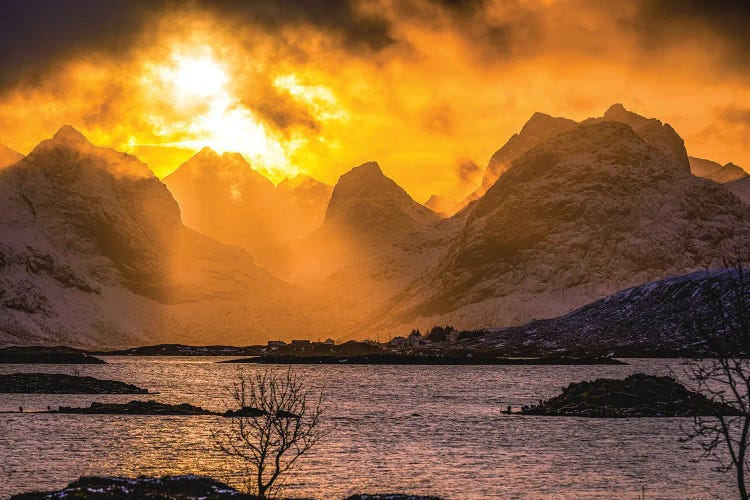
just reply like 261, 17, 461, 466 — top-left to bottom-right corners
1, 0, 750, 202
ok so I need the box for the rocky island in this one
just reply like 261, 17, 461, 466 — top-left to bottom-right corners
51, 400, 217, 416
225, 353, 625, 365
10, 475, 252, 499
0, 346, 105, 364
522, 373, 741, 417
94, 344, 264, 356
10, 475, 444, 499
0, 373, 148, 394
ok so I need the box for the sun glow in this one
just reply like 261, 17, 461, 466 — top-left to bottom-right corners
140, 50, 293, 179
170, 55, 228, 99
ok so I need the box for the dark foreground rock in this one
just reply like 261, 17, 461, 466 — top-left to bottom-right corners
11, 475, 253, 499
223, 353, 625, 365
346, 495, 443, 500
52, 400, 216, 416
10, 475, 440, 499
0, 373, 148, 394
0, 346, 105, 364
522, 373, 742, 417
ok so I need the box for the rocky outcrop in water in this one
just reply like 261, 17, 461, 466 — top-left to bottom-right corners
52, 400, 215, 416
10, 475, 252, 499
95, 344, 264, 356
226, 353, 624, 366
0, 373, 148, 393
522, 374, 740, 417
11, 475, 443, 499
0, 346, 105, 364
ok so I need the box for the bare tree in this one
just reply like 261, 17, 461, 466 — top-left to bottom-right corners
212, 367, 324, 498
682, 260, 750, 499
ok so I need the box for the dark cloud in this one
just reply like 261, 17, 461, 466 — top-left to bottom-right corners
423, 102, 456, 134
239, 81, 321, 135
718, 105, 750, 126
456, 158, 481, 184
0, 0, 155, 89
0, 0, 395, 92
631, 0, 750, 69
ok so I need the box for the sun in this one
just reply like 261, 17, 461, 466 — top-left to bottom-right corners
171, 54, 227, 99
140, 49, 295, 180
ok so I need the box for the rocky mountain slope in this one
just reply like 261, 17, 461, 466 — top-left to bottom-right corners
689, 156, 747, 183
0, 144, 23, 168
728, 177, 750, 205
0, 127, 315, 347
463, 268, 746, 356
371, 120, 750, 335
258, 162, 453, 326
462, 112, 577, 205
260, 162, 443, 282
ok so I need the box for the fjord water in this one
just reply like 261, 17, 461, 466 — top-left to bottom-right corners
0, 358, 733, 499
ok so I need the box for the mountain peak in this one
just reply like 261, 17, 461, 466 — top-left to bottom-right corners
519, 112, 560, 136
349, 161, 383, 177
325, 160, 437, 231
602, 103, 651, 130
604, 103, 627, 115
194, 146, 221, 160
51, 125, 90, 147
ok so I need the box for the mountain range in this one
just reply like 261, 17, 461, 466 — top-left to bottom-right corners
0, 127, 317, 347
163, 148, 332, 256
1, 103, 749, 348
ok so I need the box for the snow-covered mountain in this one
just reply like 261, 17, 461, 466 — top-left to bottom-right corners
370, 120, 750, 335
462, 268, 747, 356
462, 112, 577, 205
689, 157, 748, 183
0, 144, 23, 168
258, 161, 452, 326
0, 127, 316, 347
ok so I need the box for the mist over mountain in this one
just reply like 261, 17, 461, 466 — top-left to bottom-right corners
257, 161, 452, 327
0, 144, 23, 168
259, 161, 443, 281
0, 128, 316, 347
164, 148, 332, 256
276, 174, 333, 234
424, 194, 464, 218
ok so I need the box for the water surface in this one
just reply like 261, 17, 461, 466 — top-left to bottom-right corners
0, 358, 734, 499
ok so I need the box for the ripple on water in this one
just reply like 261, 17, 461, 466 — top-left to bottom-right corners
0, 358, 733, 499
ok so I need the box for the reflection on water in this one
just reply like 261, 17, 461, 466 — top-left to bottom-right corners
0, 358, 734, 499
